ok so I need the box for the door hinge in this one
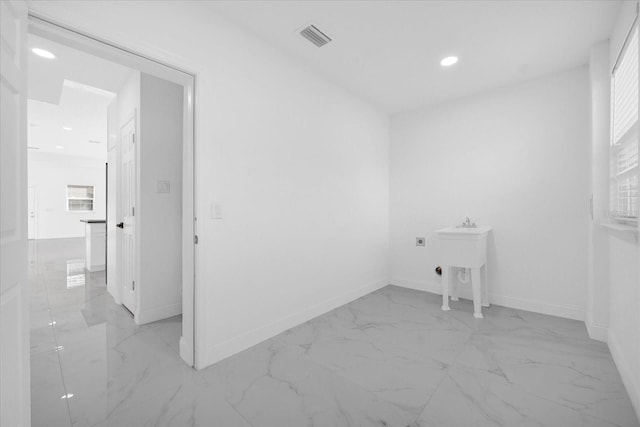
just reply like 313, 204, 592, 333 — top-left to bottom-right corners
132, 207, 135, 216
132, 133, 136, 143
194, 235, 198, 244
132, 280, 135, 291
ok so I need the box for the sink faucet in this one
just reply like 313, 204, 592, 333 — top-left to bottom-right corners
460, 217, 477, 228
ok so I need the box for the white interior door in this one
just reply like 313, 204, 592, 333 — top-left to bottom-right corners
27, 186, 36, 239
0, 1, 30, 426
119, 114, 137, 314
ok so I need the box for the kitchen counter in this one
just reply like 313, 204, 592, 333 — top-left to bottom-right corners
81, 220, 106, 271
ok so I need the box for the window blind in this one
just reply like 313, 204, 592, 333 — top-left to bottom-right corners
610, 24, 639, 221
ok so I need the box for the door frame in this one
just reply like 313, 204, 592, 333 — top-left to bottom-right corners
27, 186, 37, 240
1, 2, 29, 424
27, 13, 197, 367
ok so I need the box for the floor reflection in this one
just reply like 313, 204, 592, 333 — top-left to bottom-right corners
29, 238, 184, 427
66, 259, 86, 288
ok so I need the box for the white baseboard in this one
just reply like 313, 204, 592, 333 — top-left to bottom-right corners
490, 294, 584, 321
392, 277, 440, 293
136, 302, 182, 325
106, 284, 121, 305
586, 321, 608, 342
608, 329, 640, 421
200, 278, 388, 369
391, 277, 584, 321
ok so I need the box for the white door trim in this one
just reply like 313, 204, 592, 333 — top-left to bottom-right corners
27, 13, 197, 367
118, 112, 137, 316
1, 1, 30, 425
27, 186, 37, 240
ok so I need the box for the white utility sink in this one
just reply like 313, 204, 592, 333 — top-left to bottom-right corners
435, 225, 492, 318
435, 226, 491, 268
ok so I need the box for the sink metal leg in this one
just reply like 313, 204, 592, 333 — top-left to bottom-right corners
451, 270, 459, 301
442, 265, 450, 311
482, 263, 490, 307
471, 267, 483, 318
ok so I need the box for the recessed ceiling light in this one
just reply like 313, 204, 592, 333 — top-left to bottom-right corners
63, 126, 72, 131
55, 145, 65, 150
32, 48, 56, 59
440, 56, 458, 67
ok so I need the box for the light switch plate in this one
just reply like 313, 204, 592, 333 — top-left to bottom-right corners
157, 180, 171, 193
211, 202, 223, 219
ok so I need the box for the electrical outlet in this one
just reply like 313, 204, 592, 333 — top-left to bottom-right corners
416, 237, 425, 246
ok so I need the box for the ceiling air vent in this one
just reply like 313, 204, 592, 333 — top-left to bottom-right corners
300, 25, 331, 48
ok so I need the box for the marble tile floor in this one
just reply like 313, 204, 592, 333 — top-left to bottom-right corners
30, 238, 639, 427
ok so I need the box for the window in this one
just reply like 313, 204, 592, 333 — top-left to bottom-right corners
610, 23, 639, 223
67, 185, 95, 212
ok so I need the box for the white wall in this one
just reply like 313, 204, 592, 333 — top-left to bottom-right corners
605, 0, 640, 418
390, 67, 590, 320
110, 70, 184, 325
137, 73, 183, 324
28, 151, 106, 239
586, 41, 611, 342
28, 1, 390, 368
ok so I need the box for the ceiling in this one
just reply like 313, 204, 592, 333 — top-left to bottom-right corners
211, 0, 622, 114
28, 33, 133, 160
28, 83, 115, 160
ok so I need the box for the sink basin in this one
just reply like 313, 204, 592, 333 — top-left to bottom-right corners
435, 226, 491, 238
435, 226, 491, 268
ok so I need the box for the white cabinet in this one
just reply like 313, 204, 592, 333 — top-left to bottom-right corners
81, 220, 106, 272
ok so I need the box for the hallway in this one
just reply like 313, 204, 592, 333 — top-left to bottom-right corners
29, 238, 185, 426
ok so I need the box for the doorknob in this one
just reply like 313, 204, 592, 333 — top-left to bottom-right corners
116, 222, 124, 229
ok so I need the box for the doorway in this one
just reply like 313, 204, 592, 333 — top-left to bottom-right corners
26, 14, 196, 367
